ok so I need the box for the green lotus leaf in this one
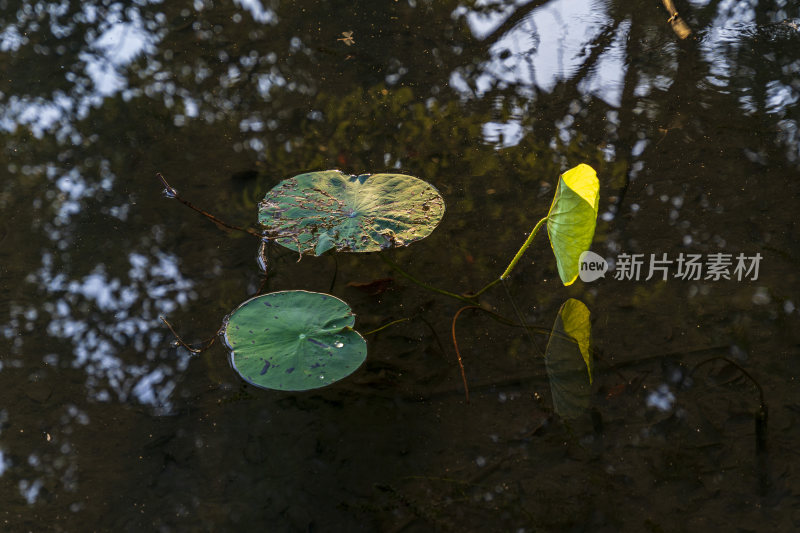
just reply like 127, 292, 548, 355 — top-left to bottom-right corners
545, 298, 593, 419
258, 170, 445, 256
546, 164, 600, 286
222, 290, 367, 391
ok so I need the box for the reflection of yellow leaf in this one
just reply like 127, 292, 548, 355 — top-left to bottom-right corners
559, 299, 592, 383
337, 31, 355, 46
544, 299, 593, 420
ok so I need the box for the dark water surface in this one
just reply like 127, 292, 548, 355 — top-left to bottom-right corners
1, 0, 799, 531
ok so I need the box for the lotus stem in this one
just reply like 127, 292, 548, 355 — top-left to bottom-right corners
464, 278, 500, 298
379, 255, 477, 305
500, 216, 548, 281
364, 317, 411, 336
452, 306, 482, 403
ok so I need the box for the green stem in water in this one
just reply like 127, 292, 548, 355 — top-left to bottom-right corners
380, 255, 477, 305
500, 216, 548, 280
364, 318, 411, 336
464, 278, 500, 299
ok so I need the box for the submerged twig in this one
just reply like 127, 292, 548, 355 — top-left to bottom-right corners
418, 315, 448, 360
157, 173, 263, 238
452, 306, 482, 403
691, 356, 768, 455
160, 315, 219, 354
691, 356, 765, 410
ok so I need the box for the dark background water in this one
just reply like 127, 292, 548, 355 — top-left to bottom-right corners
1, 0, 799, 531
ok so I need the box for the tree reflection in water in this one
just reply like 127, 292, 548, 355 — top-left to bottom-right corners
0, 0, 798, 529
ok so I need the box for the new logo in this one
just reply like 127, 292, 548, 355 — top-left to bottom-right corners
578, 251, 608, 282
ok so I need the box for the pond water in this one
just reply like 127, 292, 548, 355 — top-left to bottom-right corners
1, 0, 799, 530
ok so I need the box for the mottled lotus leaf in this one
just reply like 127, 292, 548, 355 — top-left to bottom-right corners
546, 164, 600, 286
222, 290, 367, 391
258, 170, 445, 255
545, 299, 593, 419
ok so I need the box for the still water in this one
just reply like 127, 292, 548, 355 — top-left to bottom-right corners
1, 0, 799, 530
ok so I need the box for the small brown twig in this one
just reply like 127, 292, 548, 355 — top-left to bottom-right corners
160, 315, 219, 354
157, 173, 263, 238
691, 356, 768, 455
452, 306, 482, 403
